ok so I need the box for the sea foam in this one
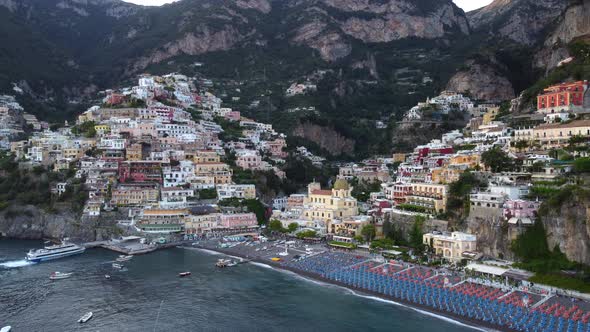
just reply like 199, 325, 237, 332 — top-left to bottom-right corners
0, 260, 34, 268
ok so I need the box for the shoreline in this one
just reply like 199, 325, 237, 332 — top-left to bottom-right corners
189, 245, 513, 332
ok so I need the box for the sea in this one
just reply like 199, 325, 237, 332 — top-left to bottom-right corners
0, 239, 481, 331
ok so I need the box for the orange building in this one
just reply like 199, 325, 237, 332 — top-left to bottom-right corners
537, 81, 588, 114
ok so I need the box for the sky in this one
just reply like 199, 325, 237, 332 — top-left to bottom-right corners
123, 0, 494, 12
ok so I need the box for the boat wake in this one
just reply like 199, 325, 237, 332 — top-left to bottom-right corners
0, 259, 35, 268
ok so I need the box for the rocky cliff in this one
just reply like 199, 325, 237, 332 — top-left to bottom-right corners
534, 0, 590, 71
446, 58, 515, 102
468, 0, 569, 46
292, 122, 355, 156
0, 205, 123, 242
539, 188, 590, 265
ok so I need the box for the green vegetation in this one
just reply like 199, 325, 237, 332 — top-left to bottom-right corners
397, 204, 428, 213
296, 229, 318, 239
287, 222, 298, 233
360, 224, 376, 242
71, 121, 97, 138
512, 219, 590, 292
268, 219, 286, 233
216, 116, 243, 142
447, 171, 487, 220
218, 198, 268, 225
409, 216, 425, 252
351, 179, 382, 202
370, 238, 395, 250
481, 147, 514, 172
198, 188, 217, 199
329, 241, 357, 249
573, 157, 590, 173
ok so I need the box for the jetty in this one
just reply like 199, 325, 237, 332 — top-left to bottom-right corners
83, 237, 179, 255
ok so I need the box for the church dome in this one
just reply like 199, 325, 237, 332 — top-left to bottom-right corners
333, 178, 350, 190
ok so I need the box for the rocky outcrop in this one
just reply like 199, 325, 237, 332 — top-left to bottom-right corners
236, 0, 271, 14
133, 26, 247, 71
446, 59, 515, 102
0, 205, 123, 242
292, 122, 355, 156
535, 1, 590, 71
468, 0, 569, 46
540, 189, 590, 266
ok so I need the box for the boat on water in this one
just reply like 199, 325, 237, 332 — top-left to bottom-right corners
1, 326, 12, 332
26, 240, 85, 263
116, 255, 133, 262
112, 263, 123, 269
105, 274, 111, 279
49, 271, 73, 280
78, 312, 93, 323
178, 272, 191, 277
215, 259, 237, 268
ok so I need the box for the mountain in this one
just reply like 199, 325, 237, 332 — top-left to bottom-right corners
0, 0, 588, 156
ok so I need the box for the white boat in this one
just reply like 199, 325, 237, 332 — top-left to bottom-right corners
49, 271, 73, 280
26, 240, 85, 263
112, 263, 123, 269
1, 326, 12, 332
78, 311, 93, 323
105, 274, 111, 279
116, 255, 133, 262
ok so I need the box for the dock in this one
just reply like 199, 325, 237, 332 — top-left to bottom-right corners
83, 240, 180, 255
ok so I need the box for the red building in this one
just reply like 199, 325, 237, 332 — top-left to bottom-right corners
537, 80, 588, 114
119, 160, 164, 183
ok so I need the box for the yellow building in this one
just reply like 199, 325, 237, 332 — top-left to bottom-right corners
126, 143, 143, 161
302, 179, 359, 232
194, 162, 232, 184
185, 213, 220, 234
406, 183, 449, 213
430, 167, 463, 184
94, 124, 110, 135
137, 209, 189, 233
482, 107, 500, 125
532, 120, 590, 150
63, 147, 84, 160
423, 232, 477, 262
111, 185, 159, 206
194, 150, 221, 163
449, 154, 481, 169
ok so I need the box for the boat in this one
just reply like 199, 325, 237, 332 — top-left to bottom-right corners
49, 271, 73, 280
178, 272, 191, 277
112, 263, 123, 269
105, 274, 111, 279
116, 255, 133, 262
26, 240, 85, 263
215, 259, 231, 268
1, 326, 11, 332
78, 311, 93, 323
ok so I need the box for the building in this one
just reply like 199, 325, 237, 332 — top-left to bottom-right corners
160, 187, 194, 208
119, 160, 164, 183
405, 183, 449, 213
194, 162, 232, 184
111, 184, 159, 206
503, 199, 541, 225
423, 232, 477, 262
537, 81, 588, 114
185, 213, 220, 234
216, 184, 256, 200
532, 120, 590, 150
218, 213, 258, 229
137, 209, 188, 233
302, 179, 359, 233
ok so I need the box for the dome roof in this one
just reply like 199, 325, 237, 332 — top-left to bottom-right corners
333, 178, 350, 190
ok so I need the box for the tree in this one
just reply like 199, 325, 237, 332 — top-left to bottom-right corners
482, 147, 514, 172
287, 222, 298, 233
574, 157, 590, 173
382, 214, 392, 239
296, 230, 317, 239
514, 140, 529, 152
361, 224, 376, 242
268, 219, 284, 233
409, 216, 425, 251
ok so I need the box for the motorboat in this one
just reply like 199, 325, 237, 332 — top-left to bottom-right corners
1, 326, 12, 332
115, 255, 133, 262
215, 259, 238, 268
49, 271, 73, 280
105, 274, 111, 279
78, 311, 93, 323
178, 272, 191, 277
112, 263, 123, 269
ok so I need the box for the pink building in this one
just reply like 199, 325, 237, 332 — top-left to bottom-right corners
224, 111, 241, 122
236, 150, 262, 170
264, 138, 287, 158
503, 199, 541, 219
219, 213, 258, 229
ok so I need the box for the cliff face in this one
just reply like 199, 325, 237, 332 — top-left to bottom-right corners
468, 0, 569, 46
446, 59, 515, 102
292, 122, 355, 156
0, 205, 122, 242
540, 192, 590, 265
534, 1, 590, 71
288, 0, 469, 61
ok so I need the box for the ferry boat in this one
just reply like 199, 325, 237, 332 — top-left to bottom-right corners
49, 271, 73, 280
26, 241, 85, 263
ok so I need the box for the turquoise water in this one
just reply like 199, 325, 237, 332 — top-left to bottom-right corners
0, 240, 479, 331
